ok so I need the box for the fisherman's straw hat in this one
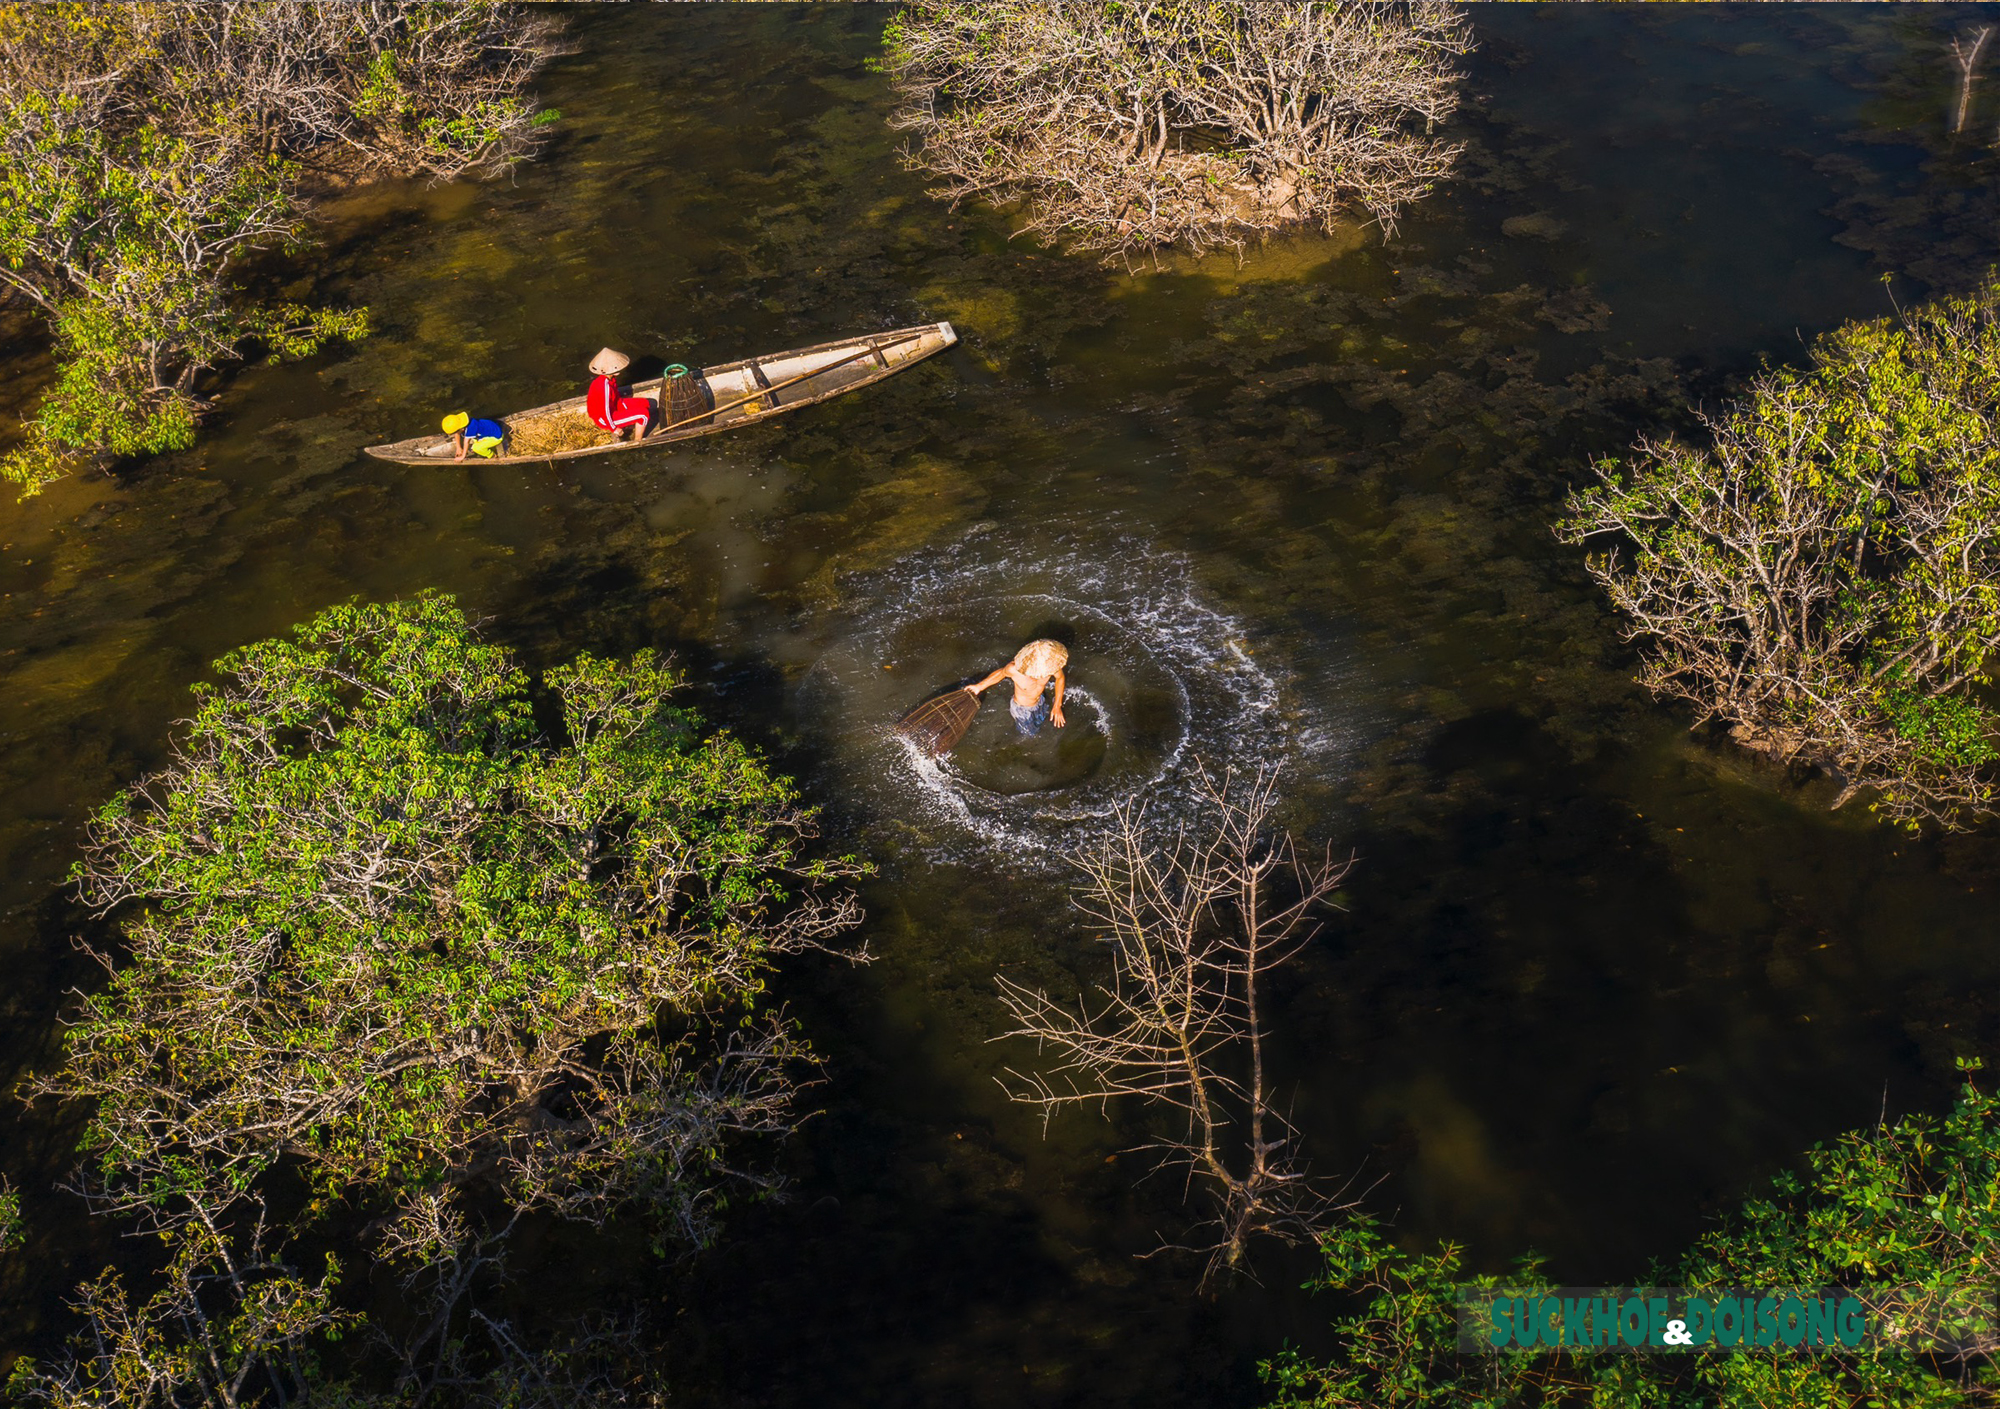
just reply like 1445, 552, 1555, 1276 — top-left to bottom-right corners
590, 347, 630, 376
1013, 639, 1068, 677
441, 411, 470, 434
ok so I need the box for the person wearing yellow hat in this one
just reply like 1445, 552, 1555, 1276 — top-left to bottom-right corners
586, 347, 656, 442
442, 411, 507, 461
965, 638, 1069, 735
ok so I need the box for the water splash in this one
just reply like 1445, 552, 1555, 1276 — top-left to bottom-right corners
795, 535, 1328, 868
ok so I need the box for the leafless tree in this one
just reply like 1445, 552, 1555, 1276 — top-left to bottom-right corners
995, 769, 1355, 1286
1951, 25, 1994, 135
0, 2, 570, 185
881, 1, 1472, 264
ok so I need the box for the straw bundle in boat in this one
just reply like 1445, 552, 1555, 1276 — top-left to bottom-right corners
896, 688, 979, 757
506, 409, 617, 457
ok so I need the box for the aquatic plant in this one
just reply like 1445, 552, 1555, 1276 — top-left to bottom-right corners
878, 0, 1471, 263
0, 2, 567, 495
995, 769, 1354, 1286
1560, 281, 2000, 831
13, 594, 862, 1405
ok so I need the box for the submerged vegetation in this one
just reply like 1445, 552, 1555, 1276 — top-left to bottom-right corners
879, 0, 1471, 262
0, 2, 566, 495
10, 596, 863, 1406
1562, 282, 2000, 830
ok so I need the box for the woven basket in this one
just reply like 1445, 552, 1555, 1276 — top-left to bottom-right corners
895, 689, 980, 758
662, 364, 712, 428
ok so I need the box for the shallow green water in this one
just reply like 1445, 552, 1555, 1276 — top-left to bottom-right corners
7, 5, 2000, 1404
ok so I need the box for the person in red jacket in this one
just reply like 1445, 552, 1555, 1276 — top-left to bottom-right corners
586, 347, 655, 442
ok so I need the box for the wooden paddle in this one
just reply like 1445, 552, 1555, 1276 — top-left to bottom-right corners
647, 330, 928, 439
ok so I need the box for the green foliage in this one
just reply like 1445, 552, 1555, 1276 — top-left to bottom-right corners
0, 1, 564, 495
1265, 1078, 2000, 1408
5, 1220, 355, 1409
0, 87, 357, 493
374, 2, 566, 176
3, 282, 361, 493
1674, 1074, 2000, 1408
17, 595, 860, 1406
1561, 280, 2000, 829
41, 595, 860, 1236
1260, 1218, 1579, 1409
1883, 689, 2000, 772
0, 1177, 22, 1255
355, 50, 405, 121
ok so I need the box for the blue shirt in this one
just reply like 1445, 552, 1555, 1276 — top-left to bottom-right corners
464, 417, 506, 441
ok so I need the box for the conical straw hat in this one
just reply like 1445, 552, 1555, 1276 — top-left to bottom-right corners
589, 347, 630, 376
1013, 639, 1068, 677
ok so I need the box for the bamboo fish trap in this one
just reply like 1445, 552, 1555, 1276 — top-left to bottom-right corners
895, 688, 980, 758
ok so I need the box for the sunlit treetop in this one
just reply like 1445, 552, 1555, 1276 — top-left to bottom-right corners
36, 594, 865, 1248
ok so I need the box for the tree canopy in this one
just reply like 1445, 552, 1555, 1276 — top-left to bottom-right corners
40, 593, 861, 1242
879, 0, 1471, 263
1264, 1072, 2000, 1407
14, 596, 863, 1406
1560, 281, 2000, 829
0, 3, 565, 494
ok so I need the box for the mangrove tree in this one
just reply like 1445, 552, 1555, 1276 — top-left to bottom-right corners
1560, 281, 2000, 830
879, 0, 1472, 263
0, 2, 566, 495
13, 594, 864, 1405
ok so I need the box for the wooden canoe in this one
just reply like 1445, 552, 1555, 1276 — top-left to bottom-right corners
362, 321, 958, 465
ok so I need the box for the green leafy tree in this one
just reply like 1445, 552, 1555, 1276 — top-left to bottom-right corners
1673, 1071, 2000, 1408
0, 3, 565, 495
1259, 1218, 1582, 1409
14, 596, 862, 1406
0, 88, 366, 492
6, 1195, 658, 1409
6, 1214, 354, 1409
31, 594, 863, 1244
0, 1175, 22, 1254
1262, 1076, 2000, 1407
1560, 281, 2000, 829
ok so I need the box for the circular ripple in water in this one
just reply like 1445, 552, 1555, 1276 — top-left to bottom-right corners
796, 543, 1288, 867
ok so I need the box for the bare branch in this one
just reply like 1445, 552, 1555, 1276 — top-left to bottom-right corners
881, 1, 1471, 264
994, 766, 1356, 1286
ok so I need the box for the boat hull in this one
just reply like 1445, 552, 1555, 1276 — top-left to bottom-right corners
363, 321, 957, 465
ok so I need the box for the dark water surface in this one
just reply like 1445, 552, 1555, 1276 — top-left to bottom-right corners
8, 5, 2000, 1404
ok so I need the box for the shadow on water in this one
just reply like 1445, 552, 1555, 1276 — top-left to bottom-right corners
7, 4, 2000, 1404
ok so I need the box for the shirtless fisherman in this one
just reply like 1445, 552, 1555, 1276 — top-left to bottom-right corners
966, 639, 1068, 736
